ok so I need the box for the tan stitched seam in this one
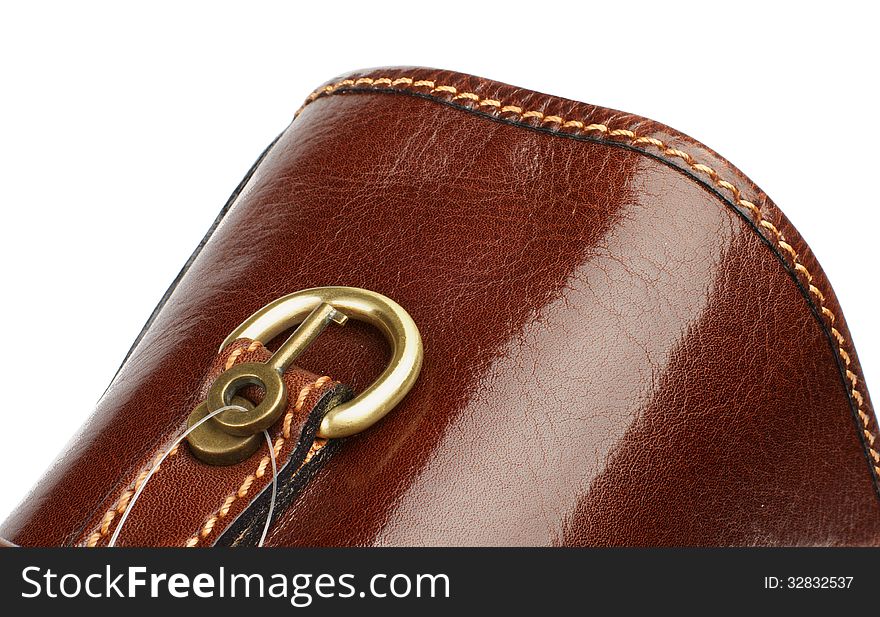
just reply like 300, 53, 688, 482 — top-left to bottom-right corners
85, 340, 273, 546
224, 340, 265, 370
184, 375, 332, 547
296, 75, 880, 482
83, 443, 182, 547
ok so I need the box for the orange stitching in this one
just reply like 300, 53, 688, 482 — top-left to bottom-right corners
225, 340, 265, 369
184, 376, 332, 547
84, 343, 318, 547
84, 448, 181, 547
297, 75, 880, 482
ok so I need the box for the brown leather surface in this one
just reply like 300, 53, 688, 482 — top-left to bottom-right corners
78, 339, 339, 547
2, 67, 878, 546
0, 337, 338, 547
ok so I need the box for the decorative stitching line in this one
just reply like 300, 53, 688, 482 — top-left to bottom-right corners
184, 375, 332, 547
84, 443, 182, 547
297, 75, 880, 483
224, 339, 264, 370
85, 340, 328, 547
84, 343, 268, 545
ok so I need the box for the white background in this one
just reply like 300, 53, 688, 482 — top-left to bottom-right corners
0, 1, 877, 527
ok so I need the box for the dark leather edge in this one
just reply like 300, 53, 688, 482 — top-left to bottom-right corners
103, 133, 284, 392
215, 385, 354, 546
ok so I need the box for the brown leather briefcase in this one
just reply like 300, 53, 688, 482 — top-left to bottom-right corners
3, 68, 878, 546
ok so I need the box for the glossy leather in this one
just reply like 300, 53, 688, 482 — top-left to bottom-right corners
2, 67, 878, 546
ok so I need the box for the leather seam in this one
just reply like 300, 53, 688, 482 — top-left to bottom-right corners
183, 375, 332, 547
82, 339, 332, 547
297, 75, 880, 492
82, 443, 183, 547
78, 341, 275, 545
73, 139, 283, 547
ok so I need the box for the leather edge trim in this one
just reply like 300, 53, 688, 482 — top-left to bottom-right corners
215, 385, 354, 546
101, 133, 284, 394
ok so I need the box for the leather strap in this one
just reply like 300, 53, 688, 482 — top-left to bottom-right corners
79, 339, 350, 547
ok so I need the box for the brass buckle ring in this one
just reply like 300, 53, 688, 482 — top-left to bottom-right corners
187, 287, 423, 465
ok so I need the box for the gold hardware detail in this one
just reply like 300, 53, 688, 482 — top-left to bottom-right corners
186, 287, 423, 465
186, 396, 262, 466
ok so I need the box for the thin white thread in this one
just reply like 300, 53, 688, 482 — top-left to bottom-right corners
108, 404, 279, 547
258, 429, 277, 547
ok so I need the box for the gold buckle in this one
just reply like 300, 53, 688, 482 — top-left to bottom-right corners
186, 286, 423, 465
